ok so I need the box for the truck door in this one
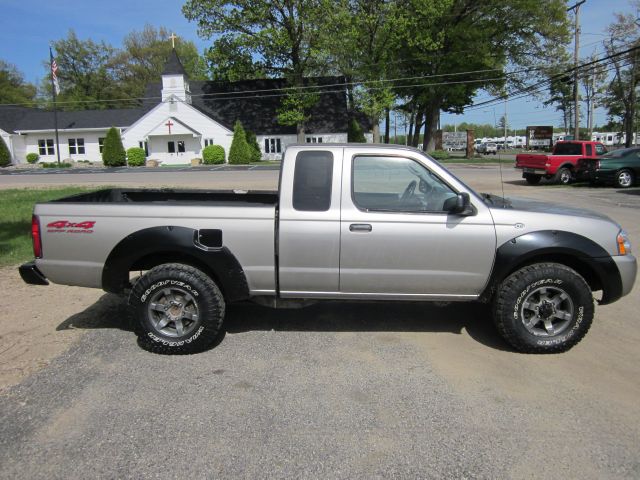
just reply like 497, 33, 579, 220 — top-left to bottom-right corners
339, 148, 496, 299
277, 147, 343, 297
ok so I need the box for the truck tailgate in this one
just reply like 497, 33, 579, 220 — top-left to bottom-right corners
515, 154, 548, 168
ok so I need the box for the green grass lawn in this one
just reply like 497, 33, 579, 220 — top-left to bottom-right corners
0, 187, 94, 267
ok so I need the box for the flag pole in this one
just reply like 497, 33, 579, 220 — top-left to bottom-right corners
49, 44, 61, 165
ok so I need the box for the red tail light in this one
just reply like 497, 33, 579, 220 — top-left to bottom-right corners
31, 215, 42, 258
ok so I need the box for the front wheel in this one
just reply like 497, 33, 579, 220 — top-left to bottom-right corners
615, 169, 635, 188
129, 263, 225, 354
493, 263, 594, 353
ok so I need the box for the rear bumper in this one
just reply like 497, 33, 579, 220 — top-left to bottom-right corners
19, 261, 49, 286
516, 166, 548, 176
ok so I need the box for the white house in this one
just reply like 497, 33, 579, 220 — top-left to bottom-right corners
0, 49, 371, 165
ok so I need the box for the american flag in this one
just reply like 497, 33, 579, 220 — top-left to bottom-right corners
50, 48, 60, 95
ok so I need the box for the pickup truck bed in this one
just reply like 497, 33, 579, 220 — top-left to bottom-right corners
51, 188, 279, 205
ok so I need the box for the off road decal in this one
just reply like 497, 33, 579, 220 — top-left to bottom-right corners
147, 326, 205, 346
47, 220, 96, 234
141, 280, 200, 302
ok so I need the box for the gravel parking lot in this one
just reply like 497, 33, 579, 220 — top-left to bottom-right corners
1, 165, 639, 479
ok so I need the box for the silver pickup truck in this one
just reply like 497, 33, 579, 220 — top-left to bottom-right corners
20, 144, 636, 354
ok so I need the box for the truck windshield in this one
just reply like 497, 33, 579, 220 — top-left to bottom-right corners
553, 143, 583, 155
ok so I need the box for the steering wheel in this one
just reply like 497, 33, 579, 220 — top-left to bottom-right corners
400, 180, 417, 202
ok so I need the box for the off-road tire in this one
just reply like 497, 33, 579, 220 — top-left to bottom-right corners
554, 167, 572, 185
524, 174, 542, 185
129, 263, 225, 354
615, 169, 634, 188
493, 263, 594, 354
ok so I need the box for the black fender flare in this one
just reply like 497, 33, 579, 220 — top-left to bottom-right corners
101, 226, 250, 302
480, 230, 622, 305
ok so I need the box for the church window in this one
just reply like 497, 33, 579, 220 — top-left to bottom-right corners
178, 141, 185, 153
264, 138, 282, 154
306, 136, 323, 144
38, 139, 55, 155
168, 141, 176, 153
99, 137, 105, 153
68, 138, 85, 155
204, 138, 215, 147
139, 141, 148, 156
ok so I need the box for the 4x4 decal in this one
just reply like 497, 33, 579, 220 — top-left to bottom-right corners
47, 220, 95, 233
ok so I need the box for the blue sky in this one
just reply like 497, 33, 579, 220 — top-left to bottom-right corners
0, 0, 636, 131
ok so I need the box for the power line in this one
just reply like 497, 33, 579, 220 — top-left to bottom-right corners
0, 45, 636, 110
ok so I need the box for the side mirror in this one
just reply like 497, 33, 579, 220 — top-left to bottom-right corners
450, 192, 474, 215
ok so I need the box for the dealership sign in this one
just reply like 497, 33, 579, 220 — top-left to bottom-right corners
526, 126, 553, 147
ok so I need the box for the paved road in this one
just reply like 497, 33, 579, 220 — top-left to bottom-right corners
1, 168, 639, 478
0, 162, 519, 193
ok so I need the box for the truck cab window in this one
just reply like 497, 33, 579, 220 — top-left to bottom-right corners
292, 151, 333, 211
352, 156, 457, 212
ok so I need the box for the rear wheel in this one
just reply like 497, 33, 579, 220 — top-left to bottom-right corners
493, 263, 594, 353
524, 174, 542, 185
129, 263, 225, 354
615, 169, 634, 188
554, 167, 572, 185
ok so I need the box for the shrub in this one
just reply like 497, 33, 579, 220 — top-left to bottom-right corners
102, 127, 126, 167
245, 130, 262, 162
430, 150, 450, 161
203, 145, 225, 164
41, 162, 72, 168
26, 153, 39, 164
0, 136, 10, 167
228, 120, 252, 164
126, 147, 146, 167
347, 118, 366, 143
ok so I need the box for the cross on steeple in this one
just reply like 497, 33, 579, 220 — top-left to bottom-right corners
169, 33, 178, 49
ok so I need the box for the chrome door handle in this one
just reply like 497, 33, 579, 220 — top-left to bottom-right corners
349, 223, 372, 232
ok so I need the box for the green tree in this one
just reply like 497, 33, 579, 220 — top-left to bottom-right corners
347, 118, 366, 142
0, 136, 11, 167
43, 30, 121, 110
0, 60, 37, 105
581, 52, 609, 138
113, 25, 208, 101
392, 0, 569, 151
102, 127, 126, 166
245, 130, 262, 162
603, 5, 640, 147
228, 120, 251, 164
182, 0, 328, 141
321, 0, 402, 142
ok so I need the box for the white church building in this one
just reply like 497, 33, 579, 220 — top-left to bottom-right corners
0, 50, 371, 165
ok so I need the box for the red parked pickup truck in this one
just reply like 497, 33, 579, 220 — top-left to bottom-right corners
515, 141, 608, 185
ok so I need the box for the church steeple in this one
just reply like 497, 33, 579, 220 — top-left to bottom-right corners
162, 48, 187, 76
161, 40, 191, 104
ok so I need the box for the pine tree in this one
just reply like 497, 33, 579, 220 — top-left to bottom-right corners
348, 118, 366, 143
0, 136, 11, 167
102, 127, 126, 166
228, 120, 251, 164
245, 130, 262, 162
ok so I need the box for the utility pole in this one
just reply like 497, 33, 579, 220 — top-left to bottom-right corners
568, 0, 585, 141
588, 73, 595, 139
504, 95, 508, 150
